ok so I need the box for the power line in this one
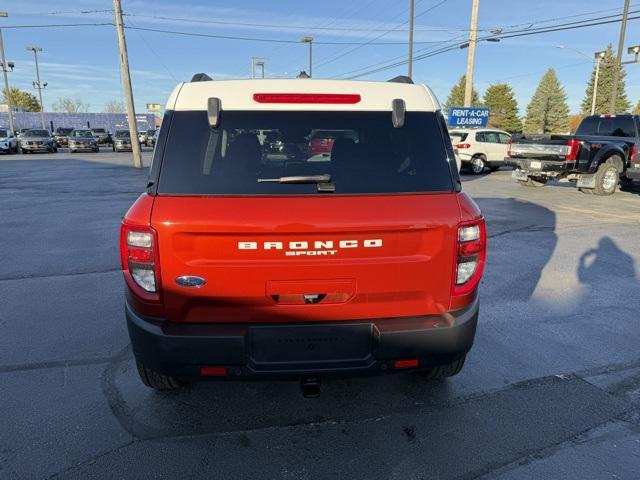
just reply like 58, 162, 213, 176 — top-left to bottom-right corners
315, 0, 451, 71
122, 11, 465, 33
1, 23, 114, 29
341, 11, 640, 79
122, 25, 448, 45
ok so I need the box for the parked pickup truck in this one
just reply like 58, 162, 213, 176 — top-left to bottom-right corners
506, 114, 639, 195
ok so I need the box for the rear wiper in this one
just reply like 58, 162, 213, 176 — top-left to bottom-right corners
257, 174, 335, 192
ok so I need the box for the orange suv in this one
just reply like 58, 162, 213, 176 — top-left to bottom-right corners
120, 75, 486, 393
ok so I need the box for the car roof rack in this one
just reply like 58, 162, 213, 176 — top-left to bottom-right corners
191, 73, 213, 82
388, 75, 413, 84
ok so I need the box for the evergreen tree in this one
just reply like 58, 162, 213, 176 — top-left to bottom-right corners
482, 83, 522, 133
581, 44, 631, 114
523, 69, 570, 134
632, 100, 640, 114
443, 75, 479, 111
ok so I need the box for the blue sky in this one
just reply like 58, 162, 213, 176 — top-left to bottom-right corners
3, 0, 639, 115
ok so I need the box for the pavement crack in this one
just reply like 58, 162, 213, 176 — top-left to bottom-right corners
0, 268, 120, 282
0, 356, 118, 374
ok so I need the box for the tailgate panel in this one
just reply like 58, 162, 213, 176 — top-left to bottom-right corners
152, 194, 460, 323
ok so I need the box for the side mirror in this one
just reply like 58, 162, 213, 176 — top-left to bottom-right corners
392, 98, 405, 128
207, 97, 221, 128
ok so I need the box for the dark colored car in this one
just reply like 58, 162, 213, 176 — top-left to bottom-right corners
508, 114, 639, 195
120, 76, 486, 393
19, 129, 57, 154
68, 129, 99, 153
113, 130, 133, 152
91, 128, 111, 146
53, 127, 73, 147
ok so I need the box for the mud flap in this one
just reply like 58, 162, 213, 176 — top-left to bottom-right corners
576, 175, 596, 189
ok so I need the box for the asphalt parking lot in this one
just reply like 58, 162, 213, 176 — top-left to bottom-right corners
1, 150, 639, 479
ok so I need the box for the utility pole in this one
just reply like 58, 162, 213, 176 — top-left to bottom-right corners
0, 12, 15, 134
26, 46, 46, 129
610, 0, 630, 114
464, 0, 480, 107
301, 36, 313, 77
408, 0, 415, 78
113, 0, 142, 169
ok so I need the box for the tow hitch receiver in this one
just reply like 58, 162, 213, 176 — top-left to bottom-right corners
301, 376, 321, 398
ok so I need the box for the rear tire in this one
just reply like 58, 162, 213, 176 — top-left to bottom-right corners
416, 356, 466, 379
470, 156, 486, 175
136, 360, 183, 391
517, 177, 545, 187
593, 163, 618, 196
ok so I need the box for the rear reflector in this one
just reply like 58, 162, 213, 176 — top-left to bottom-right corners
394, 358, 419, 369
253, 93, 361, 104
456, 143, 471, 149
200, 367, 228, 377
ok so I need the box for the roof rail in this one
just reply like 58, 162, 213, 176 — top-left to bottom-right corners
191, 73, 213, 82
388, 75, 413, 84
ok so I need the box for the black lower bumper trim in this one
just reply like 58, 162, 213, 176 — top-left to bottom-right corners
126, 297, 479, 379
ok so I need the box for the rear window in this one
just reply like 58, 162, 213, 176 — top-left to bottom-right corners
157, 110, 453, 195
576, 116, 637, 137
449, 131, 468, 142
26, 130, 49, 137
92, 128, 106, 134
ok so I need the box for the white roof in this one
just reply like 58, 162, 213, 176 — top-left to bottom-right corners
167, 79, 440, 112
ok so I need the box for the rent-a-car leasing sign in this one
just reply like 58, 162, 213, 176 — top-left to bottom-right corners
447, 107, 490, 127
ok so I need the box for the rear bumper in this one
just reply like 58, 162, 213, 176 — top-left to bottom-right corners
625, 167, 640, 181
126, 296, 479, 379
506, 157, 573, 174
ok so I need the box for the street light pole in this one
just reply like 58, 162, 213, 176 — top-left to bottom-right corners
26, 46, 46, 129
464, 0, 480, 107
610, 0, 630, 114
113, 0, 142, 169
555, 45, 605, 116
591, 52, 606, 115
408, 0, 415, 78
0, 12, 15, 134
301, 36, 313, 77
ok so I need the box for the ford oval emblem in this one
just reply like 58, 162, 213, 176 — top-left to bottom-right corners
175, 276, 206, 288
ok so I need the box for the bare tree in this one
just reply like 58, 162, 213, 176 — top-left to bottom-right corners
52, 97, 90, 113
104, 99, 125, 113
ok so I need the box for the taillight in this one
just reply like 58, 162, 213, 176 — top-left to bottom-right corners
453, 219, 486, 296
507, 138, 512, 157
456, 143, 471, 149
630, 144, 637, 165
120, 223, 161, 302
565, 139, 580, 161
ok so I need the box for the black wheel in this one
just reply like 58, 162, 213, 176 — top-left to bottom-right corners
517, 177, 546, 187
22, 149, 29, 155
416, 356, 466, 379
70, 149, 75, 154
470, 155, 486, 175
136, 360, 183, 391
593, 163, 618, 196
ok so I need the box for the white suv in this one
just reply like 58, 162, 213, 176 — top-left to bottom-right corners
449, 128, 511, 174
